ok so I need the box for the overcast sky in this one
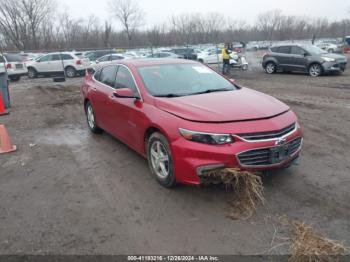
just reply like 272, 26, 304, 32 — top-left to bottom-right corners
59, 0, 349, 28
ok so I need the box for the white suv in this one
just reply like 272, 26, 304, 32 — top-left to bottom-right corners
0, 53, 28, 81
26, 52, 90, 78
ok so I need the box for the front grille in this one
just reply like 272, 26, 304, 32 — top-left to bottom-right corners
237, 137, 302, 167
237, 123, 296, 141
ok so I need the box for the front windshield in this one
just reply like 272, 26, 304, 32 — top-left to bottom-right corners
138, 64, 236, 97
303, 45, 327, 55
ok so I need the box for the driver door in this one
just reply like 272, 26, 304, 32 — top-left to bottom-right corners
108, 65, 145, 152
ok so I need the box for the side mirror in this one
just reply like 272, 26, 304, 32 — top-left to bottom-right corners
95, 60, 99, 64
113, 88, 138, 99
303, 52, 308, 57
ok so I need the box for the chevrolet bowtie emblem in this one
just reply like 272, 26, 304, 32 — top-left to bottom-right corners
275, 137, 287, 146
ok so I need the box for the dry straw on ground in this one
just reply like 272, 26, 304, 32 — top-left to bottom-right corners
204, 168, 265, 220
280, 218, 347, 262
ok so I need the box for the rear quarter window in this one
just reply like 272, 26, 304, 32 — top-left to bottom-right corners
270, 47, 279, 52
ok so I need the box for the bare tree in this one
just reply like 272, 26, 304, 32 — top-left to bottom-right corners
256, 10, 284, 42
20, 0, 56, 49
109, 0, 144, 46
103, 21, 113, 47
0, 0, 27, 49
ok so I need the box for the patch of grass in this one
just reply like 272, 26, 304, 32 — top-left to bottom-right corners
280, 218, 347, 262
204, 168, 264, 220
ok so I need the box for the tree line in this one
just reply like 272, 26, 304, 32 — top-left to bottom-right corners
1, 0, 349, 52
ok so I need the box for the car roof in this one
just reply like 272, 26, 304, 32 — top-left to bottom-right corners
271, 43, 303, 48
117, 58, 198, 68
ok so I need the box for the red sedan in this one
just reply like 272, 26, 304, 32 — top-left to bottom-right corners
81, 59, 303, 187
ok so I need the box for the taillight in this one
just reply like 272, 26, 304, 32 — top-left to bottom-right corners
76, 59, 82, 65
6, 63, 11, 69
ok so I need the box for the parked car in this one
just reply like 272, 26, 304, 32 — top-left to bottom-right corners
19, 52, 44, 62
262, 44, 347, 77
147, 52, 181, 59
316, 42, 341, 53
0, 53, 28, 81
89, 54, 133, 70
26, 52, 90, 78
170, 48, 197, 60
81, 59, 303, 188
84, 50, 117, 61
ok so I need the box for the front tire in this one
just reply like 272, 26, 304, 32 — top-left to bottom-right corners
85, 101, 102, 133
265, 62, 276, 74
147, 133, 176, 188
309, 63, 323, 77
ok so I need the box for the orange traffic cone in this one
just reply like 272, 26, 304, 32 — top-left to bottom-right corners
0, 125, 16, 154
0, 93, 9, 116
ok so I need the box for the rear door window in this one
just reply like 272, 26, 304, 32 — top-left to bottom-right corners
61, 54, 73, 60
99, 65, 117, 87
290, 46, 305, 55
277, 46, 291, 54
51, 54, 61, 61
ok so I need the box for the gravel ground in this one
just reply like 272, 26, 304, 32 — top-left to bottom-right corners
0, 54, 349, 255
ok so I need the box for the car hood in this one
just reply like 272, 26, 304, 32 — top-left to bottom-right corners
154, 88, 290, 123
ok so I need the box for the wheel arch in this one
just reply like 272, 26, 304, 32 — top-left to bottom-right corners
143, 125, 172, 155
83, 98, 90, 112
64, 65, 76, 70
27, 66, 37, 71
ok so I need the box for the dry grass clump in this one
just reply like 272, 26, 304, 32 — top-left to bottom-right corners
204, 168, 264, 220
282, 219, 347, 262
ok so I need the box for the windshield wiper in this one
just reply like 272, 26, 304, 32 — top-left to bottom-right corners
154, 93, 183, 98
190, 88, 232, 95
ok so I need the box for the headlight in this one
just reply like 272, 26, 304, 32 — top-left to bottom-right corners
321, 57, 335, 62
179, 128, 234, 145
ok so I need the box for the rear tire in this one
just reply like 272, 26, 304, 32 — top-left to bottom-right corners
65, 66, 76, 78
147, 132, 176, 188
265, 62, 276, 74
309, 63, 323, 77
85, 101, 102, 134
27, 67, 37, 79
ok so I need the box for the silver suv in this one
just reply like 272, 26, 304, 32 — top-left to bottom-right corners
262, 44, 347, 77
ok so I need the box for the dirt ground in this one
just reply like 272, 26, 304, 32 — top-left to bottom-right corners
0, 54, 349, 255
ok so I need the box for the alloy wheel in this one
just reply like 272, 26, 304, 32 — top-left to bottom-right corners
65, 68, 76, 78
309, 64, 321, 77
150, 141, 170, 180
87, 104, 95, 130
266, 63, 276, 74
